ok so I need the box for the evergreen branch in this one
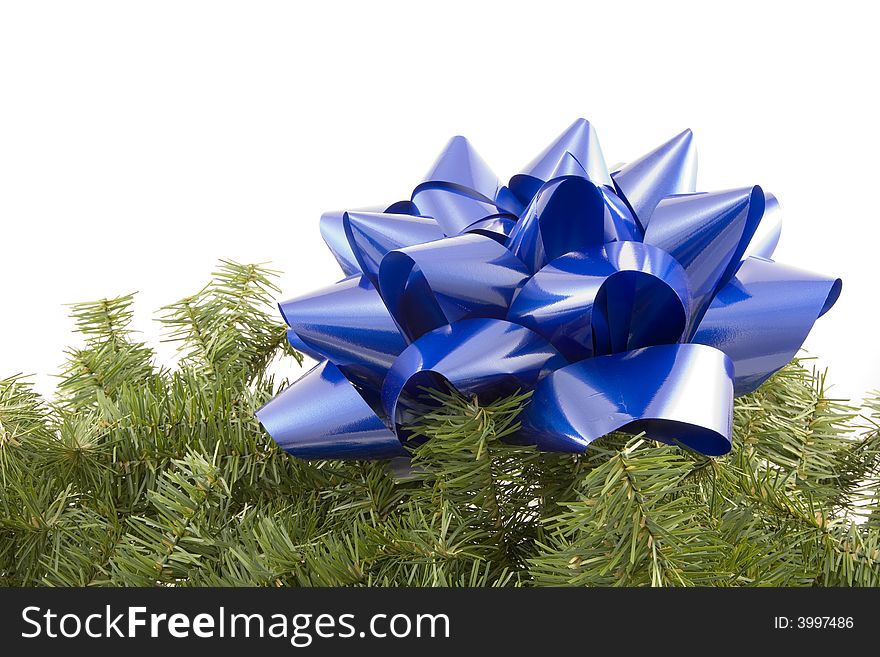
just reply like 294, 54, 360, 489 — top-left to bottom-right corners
1, 261, 877, 587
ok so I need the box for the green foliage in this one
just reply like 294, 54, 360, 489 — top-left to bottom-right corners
1, 261, 878, 586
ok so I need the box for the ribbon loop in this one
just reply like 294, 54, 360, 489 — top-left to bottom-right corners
508, 241, 691, 361
693, 256, 842, 395
411, 186, 502, 237
256, 360, 404, 460
279, 275, 407, 387
411, 136, 522, 235
509, 118, 612, 202
644, 185, 765, 330
602, 186, 643, 243
381, 318, 567, 432
611, 128, 697, 230
742, 191, 782, 261
417, 136, 501, 200
506, 176, 606, 273
343, 211, 445, 286
320, 201, 423, 276
462, 214, 518, 243
520, 343, 734, 456
378, 233, 530, 341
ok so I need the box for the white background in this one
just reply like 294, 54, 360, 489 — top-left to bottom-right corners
1, 1, 877, 401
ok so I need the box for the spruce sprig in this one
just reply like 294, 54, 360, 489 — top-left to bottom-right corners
0, 261, 877, 586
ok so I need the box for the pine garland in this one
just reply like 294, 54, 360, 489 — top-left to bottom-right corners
1, 261, 878, 586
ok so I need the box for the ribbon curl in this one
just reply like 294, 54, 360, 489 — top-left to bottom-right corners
257, 119, 841, 459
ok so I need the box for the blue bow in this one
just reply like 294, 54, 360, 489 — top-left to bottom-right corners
257, 119, 841, 459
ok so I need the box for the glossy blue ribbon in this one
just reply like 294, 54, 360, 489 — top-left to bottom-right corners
257, 119, 841, 459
